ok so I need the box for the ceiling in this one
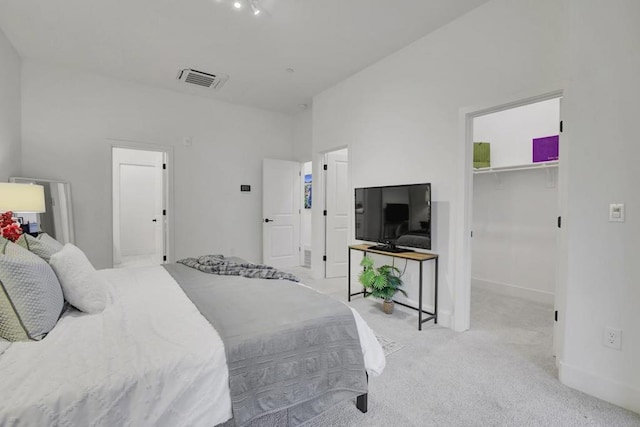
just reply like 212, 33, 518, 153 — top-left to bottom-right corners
0, 0, 490, 114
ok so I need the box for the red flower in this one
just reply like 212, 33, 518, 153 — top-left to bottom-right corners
0, 211, 23, 242
0, 211, 15, 228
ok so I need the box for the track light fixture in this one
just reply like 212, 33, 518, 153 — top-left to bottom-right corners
250, 0, 261, 15
227, 0, 261, 16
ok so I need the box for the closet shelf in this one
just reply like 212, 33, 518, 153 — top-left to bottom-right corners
473, 160, 558, 174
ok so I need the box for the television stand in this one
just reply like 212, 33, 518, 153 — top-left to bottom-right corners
368, 244, 413, 253
348, 244, 439, 330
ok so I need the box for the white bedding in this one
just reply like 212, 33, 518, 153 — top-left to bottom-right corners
0, 266, 232, 427
0, 266, 385, 426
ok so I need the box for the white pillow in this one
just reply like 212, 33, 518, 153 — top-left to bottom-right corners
49, 244, 107, 314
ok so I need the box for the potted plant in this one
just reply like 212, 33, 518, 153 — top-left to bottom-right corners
358, 255, 406, 314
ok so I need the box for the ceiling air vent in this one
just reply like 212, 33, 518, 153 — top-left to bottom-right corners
177, 68, 229, 90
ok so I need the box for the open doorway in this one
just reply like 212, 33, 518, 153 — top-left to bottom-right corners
469, 96, 561, 358
301, 161, 313, 268
112, 146, 167, 268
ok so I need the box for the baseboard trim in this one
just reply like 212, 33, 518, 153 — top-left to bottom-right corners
559, 361, 640, 414
436, 309, 452, 329
472, 277, 554, 305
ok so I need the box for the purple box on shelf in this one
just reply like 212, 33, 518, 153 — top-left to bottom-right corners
532, 135, 559, 163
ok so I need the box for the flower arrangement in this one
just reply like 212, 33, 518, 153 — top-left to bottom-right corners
1, 211, 23, 242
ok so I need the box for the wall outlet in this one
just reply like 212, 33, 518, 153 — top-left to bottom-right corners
603, 327, 622, 350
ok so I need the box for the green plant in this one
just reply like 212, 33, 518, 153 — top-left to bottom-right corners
358, 255, 407, 302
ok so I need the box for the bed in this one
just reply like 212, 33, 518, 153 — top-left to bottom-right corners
0, 260, 385, 426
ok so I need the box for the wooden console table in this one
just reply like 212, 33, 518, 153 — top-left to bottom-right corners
348, 244, 439, 330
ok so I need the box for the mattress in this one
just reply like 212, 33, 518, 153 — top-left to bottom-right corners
0, 266, 233, 427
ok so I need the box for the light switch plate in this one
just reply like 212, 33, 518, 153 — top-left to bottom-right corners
609, 203, 624, 222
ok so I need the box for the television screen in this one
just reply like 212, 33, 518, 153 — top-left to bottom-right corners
354, 183, 431, 250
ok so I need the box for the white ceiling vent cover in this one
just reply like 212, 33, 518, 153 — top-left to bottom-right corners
177, 68, 229, 90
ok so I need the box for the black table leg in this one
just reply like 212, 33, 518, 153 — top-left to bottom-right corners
434, 257, 438, 324
348, 248, 351, 301
419, 260, 423, 331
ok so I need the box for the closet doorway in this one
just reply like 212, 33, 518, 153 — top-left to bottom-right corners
469, 96, 562, 352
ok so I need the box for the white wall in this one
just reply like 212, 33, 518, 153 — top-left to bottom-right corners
20, 60, 295, 268
472, 99, 559, 304
0, 28, 21, 181
315, 0, 640, 414
313, 0, 565, 327
559, 0, 640, 413
474, 98, 560, 167
292, 108, 312, 162
472, 171, 557, 304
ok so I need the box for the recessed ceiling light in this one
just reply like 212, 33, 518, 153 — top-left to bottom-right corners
233, 1, 242, 9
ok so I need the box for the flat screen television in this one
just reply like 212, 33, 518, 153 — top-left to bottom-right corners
354, 183, 431, 251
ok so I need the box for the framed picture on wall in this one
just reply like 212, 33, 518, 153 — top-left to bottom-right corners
304, 174, 312, 209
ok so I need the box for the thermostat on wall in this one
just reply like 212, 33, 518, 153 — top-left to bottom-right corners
240, 185, 251, 192
609, 203, 624, 222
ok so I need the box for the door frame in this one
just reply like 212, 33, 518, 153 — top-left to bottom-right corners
109, 139, 174, 267
456, 89, 565, 350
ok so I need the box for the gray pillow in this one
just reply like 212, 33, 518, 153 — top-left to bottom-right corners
0, 237, 65, 341
15, 233, 64, 262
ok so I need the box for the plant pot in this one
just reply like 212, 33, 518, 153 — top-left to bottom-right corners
382, 300, 394, 315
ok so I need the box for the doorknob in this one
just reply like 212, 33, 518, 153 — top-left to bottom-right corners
152, 219, 157, 222
264, 218, 273, 223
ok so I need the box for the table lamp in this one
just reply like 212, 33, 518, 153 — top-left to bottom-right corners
0, 183, 46, 213
0, 182, 46, 237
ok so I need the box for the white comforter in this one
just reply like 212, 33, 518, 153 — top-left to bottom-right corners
0, 266, 385, 426
0, 266, 232, 427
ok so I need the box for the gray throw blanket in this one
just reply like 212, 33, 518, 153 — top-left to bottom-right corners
163, 263, 367, 427
177, 254, 299, 282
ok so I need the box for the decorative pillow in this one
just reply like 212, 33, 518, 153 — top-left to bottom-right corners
15, 233, 64, 262
49, 244, 107, 314
0, 237, 65, 341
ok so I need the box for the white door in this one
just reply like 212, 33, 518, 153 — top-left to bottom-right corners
262, 159, 301, 268
113, 147, 165, 268
325, 149, 349, 278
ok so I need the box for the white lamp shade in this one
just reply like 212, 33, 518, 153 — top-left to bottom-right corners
0, 183, 46, 213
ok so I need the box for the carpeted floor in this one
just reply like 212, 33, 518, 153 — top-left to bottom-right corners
374, 333, 405, 357
287, 267, 640, 427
